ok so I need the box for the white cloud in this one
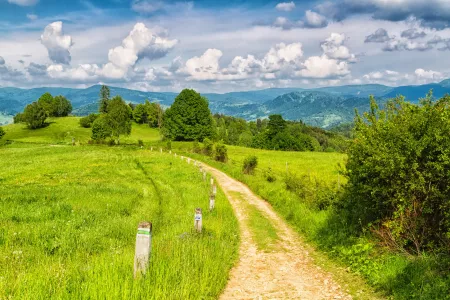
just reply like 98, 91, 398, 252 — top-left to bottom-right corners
303, 10, 328, 28
321, 33, 356, 61
414, 68, 445, 82
275, 1, 295, 12
26, 14, 38, 21
362, 68, 446, 85
184, 48, 223, 80
0, 56, 5, 65
297, 55, 350, 78
7, 0, 38, 6
40, 21, 73, 65
131, 0, 164, 13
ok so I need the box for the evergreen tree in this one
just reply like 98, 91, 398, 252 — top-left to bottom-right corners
99, 85, 110, 113
107, 96, 132, 142
162, 89, 214, 141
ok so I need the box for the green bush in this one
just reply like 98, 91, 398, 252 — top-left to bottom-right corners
166, 140, 172, 150
192, 140, 201, 153
91, 115, 112, 141
0, 127, 4, 140
23, 101, 48, 129
79, 114, 99, 128
242, 155, 258, 175
214, 142, 228, 162
203, 138, 214, 156
13, 113, 24, 124
264, 167, 276, 182
343, 93, 450, 253
138, 139, 144, 147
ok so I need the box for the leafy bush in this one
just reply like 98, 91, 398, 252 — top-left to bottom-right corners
242, 155, 258, 175
192, 140, 201, 153
203, 138, 214, 156
214, 142, 228, 162
138, 139, 144, 147
13, 113, 24, 124
166, 140, 172, 150
264, 167, 276, 182
0, 127, 4, 140
79, 114, 99, 128
91, 115, 112, 141
343, 93, 450, 253
23, 101, 48, 129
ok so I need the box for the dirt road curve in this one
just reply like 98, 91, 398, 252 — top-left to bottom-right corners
201, 163, 352, 300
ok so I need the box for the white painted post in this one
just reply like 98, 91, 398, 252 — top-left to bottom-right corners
160, 148, 162, 153
169, 150, 172, 154
194, 208, 202, 232
212, 184, 217, 196
187, 158, 191, 164
134, 221, 152, 278
151, 146, 153, 152
174, 153, 177, 157
209, 194, 215, 211
210, 178, 214, 186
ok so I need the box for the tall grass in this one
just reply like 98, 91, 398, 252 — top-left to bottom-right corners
0, 144, 239, 299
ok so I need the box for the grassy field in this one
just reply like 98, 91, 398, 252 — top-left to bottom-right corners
0, 143, 239, 299
2, 117, 161, 144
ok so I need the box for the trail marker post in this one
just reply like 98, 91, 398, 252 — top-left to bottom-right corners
169, 150, 172, 154
209, 194, 215, 211
212, 184, 217, 197
134, 221, 152, 278
194, 208, 202, 232
187, 158, 191, 164
72, 137, 75, 146
160, 148, 162, 153
151, 146, 153, 151
210, 178, 214, 186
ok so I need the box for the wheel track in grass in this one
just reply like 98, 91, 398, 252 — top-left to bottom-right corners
199, 162, 353, 300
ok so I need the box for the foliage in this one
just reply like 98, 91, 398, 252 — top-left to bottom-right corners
13, 113, 24, 123
0, 126, 4, 140
343, 93, 450, 253
133, 100, 162, 128
192, 140, 201, 153
52, 95, 72, 117
23, 101, 48, 129
91, 115, 112, 141
166, 140, 172, 150
264, 168, 276, 182
242, 155, 258, 175
36, 92, 54, 116
79, 113, 99, 128
137, 139, 144, 147
162, 89, 214, 141
214, 141, 228, 162
107, 96, 132, 141
99, 85, 110, 113
202, 137, 214, 156
267, 114, 286, 139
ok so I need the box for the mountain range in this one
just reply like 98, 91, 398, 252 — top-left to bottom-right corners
1, 80, 450, 128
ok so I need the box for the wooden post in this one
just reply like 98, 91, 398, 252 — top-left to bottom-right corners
203, 171, 206, 181
72, 137, 75, 146
212, 184, 217, 196
209, 194, 215, 211
134, 221, 152, 278
194, 208, 202, 232
160, 148, 162, 153
150, 146, 153, 152
210, 178, 214, 186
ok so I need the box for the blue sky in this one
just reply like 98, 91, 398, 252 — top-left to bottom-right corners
1, 0, 450, 92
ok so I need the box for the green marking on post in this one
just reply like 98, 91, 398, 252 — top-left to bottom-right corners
137, 229, 151, 235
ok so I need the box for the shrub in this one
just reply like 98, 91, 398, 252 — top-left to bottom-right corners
214, 142, 228, 162
91, 115, 112, 141
166, 140, 172, 150
79, 114, 99, 128
13, 113, 24, 124
264, 167, 276, 182
138, 139, 144, 147
203, 138, 214, 156
242, 155, 258, 175
343, 93, 450, 253
0, 127, 5, 140
23, 101, 48, 129
192, 140, 201, 153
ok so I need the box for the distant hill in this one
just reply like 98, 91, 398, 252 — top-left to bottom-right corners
1, 80, 450, 128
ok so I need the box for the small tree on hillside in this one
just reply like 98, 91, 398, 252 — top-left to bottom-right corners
99, 85, 110, 113
162, 89, 214, 141
23, 101, 48, 129
267, 114, 287, 139
37, 93, 54, 116
52, 95, 72, 117
107, 96, 132, 143
91, 115, 112, 141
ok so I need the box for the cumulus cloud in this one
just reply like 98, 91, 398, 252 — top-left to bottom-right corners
7, 0, 38, 6
302, 10, 328, 28
184, 48, 223, 81
317, 0, 450, 29
296, 55, 349, 78
401, 28, 426, 39
362, 68, 446, 85
275, 1, 295, 12
40, 21, 73, 65
27, 62, 47, 76
321, 33, 356, 62
383, 39, 431, 52
365, 28, 390, 43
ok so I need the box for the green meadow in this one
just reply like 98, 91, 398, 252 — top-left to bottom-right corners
0, 143, 239, 299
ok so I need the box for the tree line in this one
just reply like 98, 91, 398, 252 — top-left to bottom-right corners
14, 93, 72, 129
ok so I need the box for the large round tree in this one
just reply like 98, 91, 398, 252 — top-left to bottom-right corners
162, 89, 214, 141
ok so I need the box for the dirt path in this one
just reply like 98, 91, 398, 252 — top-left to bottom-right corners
200, 163, 352, 300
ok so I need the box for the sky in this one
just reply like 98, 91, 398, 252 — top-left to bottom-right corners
1, 0, 450, 93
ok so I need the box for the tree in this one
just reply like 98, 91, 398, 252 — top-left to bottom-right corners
0, 127, 5, 140
99, 85, 110, 113
133, 103, 148, 124
23, 101, 48, 129
52, 95, 72, 117
37, 92, 54, 116
13, 113, 24, 123
79, 113, 99, 128
267, 114, 287, 138
107, 96, 132, 142
343, 93, 450, 253
162, 89, 214, 141
91, 115, 112, 141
